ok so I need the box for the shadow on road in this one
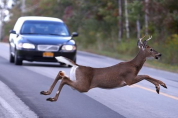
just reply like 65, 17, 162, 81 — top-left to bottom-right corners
22, 62, 70, 68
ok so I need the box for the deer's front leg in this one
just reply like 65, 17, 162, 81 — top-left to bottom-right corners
40, 71, 64, 95
130, 75, 167, 94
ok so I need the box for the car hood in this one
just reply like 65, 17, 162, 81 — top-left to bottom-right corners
21, 35, 72, 45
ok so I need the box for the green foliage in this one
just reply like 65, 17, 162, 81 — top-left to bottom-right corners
148, 0, 178, 36
3, 4, 22, 42
128, 0, 144, 22
115, 39, 137, 56
3, 0, 178, 66
161, 34, 178, 64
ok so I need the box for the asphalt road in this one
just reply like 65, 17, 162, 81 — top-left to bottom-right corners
0, 42, 178, 118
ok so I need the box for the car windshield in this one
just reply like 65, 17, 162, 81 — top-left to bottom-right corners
20, 21, 70, 36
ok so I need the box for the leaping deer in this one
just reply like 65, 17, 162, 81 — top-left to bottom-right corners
40, 36, 167, 102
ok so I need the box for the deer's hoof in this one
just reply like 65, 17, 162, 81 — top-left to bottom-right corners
156, 89, 159, 94
156, 86, 160, 94
40, 91, 50, 95
46, 97, 57, 102
161, 84, 167, 89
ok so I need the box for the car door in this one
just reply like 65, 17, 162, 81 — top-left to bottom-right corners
9, 18, 24, 54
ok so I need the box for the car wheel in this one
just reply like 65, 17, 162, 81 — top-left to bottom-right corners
60, 62, 66, 66
67, 57, 76, 68
73, 57, 76, 63
59, 57, 76, 67
14, 51, 22, 65
9, 48, 14, 63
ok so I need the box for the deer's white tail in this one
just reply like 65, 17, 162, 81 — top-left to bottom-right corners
55, 56, 76, 66
55, 56, 78, 82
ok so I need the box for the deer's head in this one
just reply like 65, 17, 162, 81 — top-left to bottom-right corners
137, 35, 162, 60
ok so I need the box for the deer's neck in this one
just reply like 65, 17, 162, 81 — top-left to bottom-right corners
130, 49, 146, 69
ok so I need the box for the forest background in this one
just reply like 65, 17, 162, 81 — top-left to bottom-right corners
1, 0, 178, 72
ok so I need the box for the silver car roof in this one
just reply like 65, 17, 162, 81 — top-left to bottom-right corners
18, 16, 63, 23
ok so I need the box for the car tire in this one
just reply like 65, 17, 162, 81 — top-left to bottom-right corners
73, 57, 76, 63
9, 49, 14, 63
59, 57, 76, 67
60, 62, 66, 66
14, 51, 22, 65
67, 57, 76, 68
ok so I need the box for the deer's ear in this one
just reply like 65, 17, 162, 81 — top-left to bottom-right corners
137, 40, 142, 49
142, 40, 147, 49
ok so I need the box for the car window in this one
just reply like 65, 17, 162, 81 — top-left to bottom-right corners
20, 21, 70, 36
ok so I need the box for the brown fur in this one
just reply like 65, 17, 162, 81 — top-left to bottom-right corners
41, 37, 167, 102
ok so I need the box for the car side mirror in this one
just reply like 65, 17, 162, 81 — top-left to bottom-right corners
9, 30, 16, 34
71, 32, 78, 38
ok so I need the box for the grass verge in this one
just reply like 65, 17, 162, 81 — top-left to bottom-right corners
79, 47, 178, 74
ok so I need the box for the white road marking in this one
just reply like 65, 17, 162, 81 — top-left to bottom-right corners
0, 97, 21, 118
0, 80, 38, 118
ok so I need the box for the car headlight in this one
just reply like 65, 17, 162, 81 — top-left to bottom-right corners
61, 45, 76, 51
17, 43, 35, 49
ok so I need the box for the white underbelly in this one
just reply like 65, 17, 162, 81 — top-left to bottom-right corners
118, 81, 127, 87
70, 65, 78, 81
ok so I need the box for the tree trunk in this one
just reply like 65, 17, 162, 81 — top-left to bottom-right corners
118, 0, 122, 41
136, 16, 140, 39
125, 0, 129, 39
0, 1, 5, 41
21, 0, 26, 15
145, 0, 149, 35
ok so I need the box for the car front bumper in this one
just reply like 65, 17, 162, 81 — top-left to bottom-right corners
16, 50, 76, 62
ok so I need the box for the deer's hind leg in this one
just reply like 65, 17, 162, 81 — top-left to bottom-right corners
130, 75, 167, 94
46, 76, 90, 102
40, 71, 64, 95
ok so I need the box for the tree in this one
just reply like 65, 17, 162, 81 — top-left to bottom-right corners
125, 0, 129, 39
144, 0, 149, 35
118, 0, 123, 41
128, 0, 144, 38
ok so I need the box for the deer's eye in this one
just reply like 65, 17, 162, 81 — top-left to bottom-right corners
150, 48, 153, 51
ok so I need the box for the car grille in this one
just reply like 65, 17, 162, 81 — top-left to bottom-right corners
37, 45, 61, 52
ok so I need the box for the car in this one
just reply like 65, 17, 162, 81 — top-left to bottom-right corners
9, 16, 78, 66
